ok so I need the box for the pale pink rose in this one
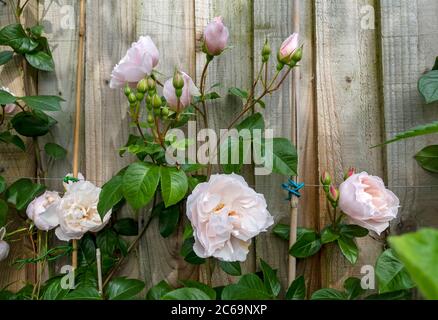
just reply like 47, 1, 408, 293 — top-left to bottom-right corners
0, 227, 9, 262
186, 174, 274, 262
41, 180, 111, 241
163, 72, 200, 110
26, 191, 61, 231
203, 16, 229, 56
278, 33, 299, 63
1, 86, 16, 114
339, 172, 399, 235
109, 36, 159, 89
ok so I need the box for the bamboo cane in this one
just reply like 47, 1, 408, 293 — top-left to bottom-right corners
71, 0, 86, 270
288, 0, 300, 286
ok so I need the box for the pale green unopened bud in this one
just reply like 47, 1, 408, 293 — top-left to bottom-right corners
262, 40, 271, 62
147, 114, 155, 124
161, 107, 169, 117
136, 92, 144, 101
173, 70, 184, 90
147, 78, 156, 92
124, 84, 132, 97
137, 79, 148, 93
152, 94, 162, 109
128, 92, 137, 104
291, 47, 303, 63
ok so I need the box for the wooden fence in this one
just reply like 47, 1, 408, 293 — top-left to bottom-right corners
1, 0, 437, 294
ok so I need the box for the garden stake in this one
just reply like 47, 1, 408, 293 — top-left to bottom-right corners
96, 248, 103, 295
71, 0, 86, 270
288, 0, 300, 286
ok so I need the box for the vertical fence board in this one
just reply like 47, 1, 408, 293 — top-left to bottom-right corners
380, 0, 438, 234
314, 0, 384, 289
136, 0, 196, 288
194, 0, 255, 286
84, 0, 140, 280
0, 2, 38, 291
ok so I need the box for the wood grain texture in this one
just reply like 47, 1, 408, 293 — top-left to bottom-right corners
0, 1, 38, 291
136, 0, 197, 289
195, 0, 256, 286
84, 0, 140, 281
314, 0, 384, 290
380, 0, 438, 233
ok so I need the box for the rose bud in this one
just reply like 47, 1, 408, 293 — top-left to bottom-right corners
203, 16, 229, 57
261, 40, 271, 62
163, 72, 200, 111
339, 172, 399, 235
328, 185, 339, 203
344, 167, 356, 180
109, 36, 159, 89
320, 171, 331, 186
1, 87, 16, 114
26, 191, 61, 231
152, 94, 162, 109
137, 78, 148, 94
0, 227, 9, 262
277, 33, 299, 66
128, 92, 137, 104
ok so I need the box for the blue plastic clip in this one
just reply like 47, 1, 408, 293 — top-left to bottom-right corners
282, 179, 304, 200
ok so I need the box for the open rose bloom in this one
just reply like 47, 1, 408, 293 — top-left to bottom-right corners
41, 180, 111, 241
186, 174, 274, 262
109, 36, 159, 89
0, 227, 9, 262
26, 191, 61, 231
339, 172, 399, 235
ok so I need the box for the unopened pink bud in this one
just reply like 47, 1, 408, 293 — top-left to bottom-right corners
344, 167, 356, 180
277, 33, 299, 64
203, 16, 229, 56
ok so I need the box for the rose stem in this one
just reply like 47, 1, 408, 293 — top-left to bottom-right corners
71, 0, 86, 270
287, 0, 300, 286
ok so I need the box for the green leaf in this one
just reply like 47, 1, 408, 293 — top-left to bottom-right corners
20, 95, 63, 112
162, 287, 211, 300
122, 162, 160, 210
254, 138, 298, 176
272, 223, 290, 241
418, 70, 438, 104
5, 178, 45, 211
64, 286, 101, 300
221, 274, 272, 300
158, 204, 180, 238
25, 51, 55, 71
113, 218, 138, 236
0, 199, 8, 228
260, 259, 281, 297
337, 236, 358, 264
180, 237, 205, 265
375, 249, 415, 294
42, 277, 69, 300
365, 290, 412, 300
29, 25, 44, 38
204, 92, 221, 100
286, 275, 306, 300
289, 228, 321, 258
188, 175, 206, 190
98, 175, 123, 219
78, 234, 96, 266
105, 277, 145, 300
146, 280, 173, 300
96, 229, 119, 256
228, 87, 248, 99
236, 112, 265, 132
11, 111, 56, 137
182, 223, 194, 242
320, 225, 339, 244
389, 229, 438, 299
0, 132, 25, 151
160, 166, 188, 207
218, 261, 241, 276
181, 163, 206, 173
414, 145, 438, 173
375, 121, 438, 146
0, 51, 13, 66
0, 89, 17, 104
0, 24, 38, 53
310, 288, 347, 300
44, 142, 66, 160
221, 136, 245, 174
255, 99, 265, 109
433, 56, 438, 71
0, 176, 6, 194
180, 280, 216, 300
343, 277, 365, 300
339, 224, 369, 238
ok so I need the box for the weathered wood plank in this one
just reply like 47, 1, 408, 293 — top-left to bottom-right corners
314, 0, 384, 289
380, 0, 438, 234
136, 0, 197, 289
84, 0, 140, 280
38, 0, 82, 192
195, 0, 255, 286
0, 1, 38, 291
